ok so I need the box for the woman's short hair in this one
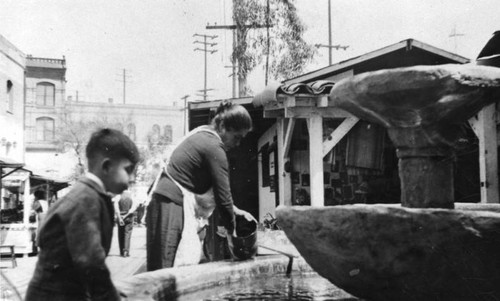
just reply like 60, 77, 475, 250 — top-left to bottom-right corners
211, 100, 252, 132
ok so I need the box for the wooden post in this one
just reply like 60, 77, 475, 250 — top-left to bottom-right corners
469, 104, 499, 203
283, 118, 295, 158
307, 115, 324, 207
23, 177, 31, 224
276, 118, 292, 206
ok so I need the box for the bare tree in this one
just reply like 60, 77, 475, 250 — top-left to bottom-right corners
55, 108, 133, 180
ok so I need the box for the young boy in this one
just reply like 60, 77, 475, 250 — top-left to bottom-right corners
25, 128, 139, 301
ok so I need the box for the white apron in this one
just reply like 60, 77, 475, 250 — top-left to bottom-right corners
168, 126, 219, 267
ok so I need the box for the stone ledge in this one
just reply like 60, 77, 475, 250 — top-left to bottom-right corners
116, 255, 312, 300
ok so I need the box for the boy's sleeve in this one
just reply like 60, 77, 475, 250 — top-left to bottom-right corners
64, 197, 121, 301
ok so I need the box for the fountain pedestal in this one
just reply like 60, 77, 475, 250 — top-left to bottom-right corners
277, 63, 500, 301
388, 126, 457, 208
330, 64, 500, 209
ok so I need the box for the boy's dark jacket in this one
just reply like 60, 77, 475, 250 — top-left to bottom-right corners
26, 176, 120, 301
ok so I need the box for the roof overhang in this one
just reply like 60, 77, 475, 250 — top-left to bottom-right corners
189, 97, 254, 110
254, 39, 472, 119
286, 39, 470, 84
253, 81, 354, 119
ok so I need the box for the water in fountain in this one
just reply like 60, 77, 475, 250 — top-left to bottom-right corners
180, 272, 359, 301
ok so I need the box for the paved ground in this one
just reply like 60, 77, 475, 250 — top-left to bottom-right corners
0, 225, 147, 300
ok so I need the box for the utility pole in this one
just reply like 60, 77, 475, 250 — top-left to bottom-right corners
181, 95, 190, 135
328, 0, 332, 64
207, 0, 272, 97
195, 88, 214, 102
449, 26, 465, 53
224, 64, 236, 98
265, 0, 271, 86
315, 0, 349, 65
193, 33, 218, 101
116, 69, 132, 104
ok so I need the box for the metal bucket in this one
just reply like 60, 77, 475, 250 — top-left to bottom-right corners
230, 215, 258, 261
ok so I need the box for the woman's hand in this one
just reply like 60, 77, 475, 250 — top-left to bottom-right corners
233, 205, 257, 223
216, 226, 228, 237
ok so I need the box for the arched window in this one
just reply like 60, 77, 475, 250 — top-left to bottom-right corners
36, 117, 55, 141
36, 82, 55, 106
164, 125, 172, 143
6, 80, 13, 113
127, 123, 136, 141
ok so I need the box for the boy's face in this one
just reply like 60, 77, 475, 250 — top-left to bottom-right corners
103, 158, 136, 195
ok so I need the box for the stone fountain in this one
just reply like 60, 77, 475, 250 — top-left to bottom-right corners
277, 34, 500, 301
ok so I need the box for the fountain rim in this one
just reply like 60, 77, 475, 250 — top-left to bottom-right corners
115, 254, 314, 300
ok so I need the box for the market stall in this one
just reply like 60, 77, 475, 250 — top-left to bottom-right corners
1, 158, 32, 254
1, 160, 69, 255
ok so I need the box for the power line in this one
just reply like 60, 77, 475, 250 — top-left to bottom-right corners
193, 33, 218, 101
315, 44, 349, 51
206, 21, 272, 97
316, 0, 349, 66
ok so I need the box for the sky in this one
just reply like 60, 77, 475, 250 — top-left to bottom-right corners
1, 0, 499, 106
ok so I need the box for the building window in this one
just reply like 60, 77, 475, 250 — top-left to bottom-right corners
36, 82, 55, 106
36, 117, 55, 141
6, 80, 13, 113
127, 123, 136, 141
164, 125, 172, 143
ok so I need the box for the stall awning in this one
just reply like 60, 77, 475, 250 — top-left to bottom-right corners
30, 174, 69, 192
2, 162, 70, 192
0, 157, 25, 179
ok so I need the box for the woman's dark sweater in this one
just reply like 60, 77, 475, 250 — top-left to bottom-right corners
153, 129, 235, 234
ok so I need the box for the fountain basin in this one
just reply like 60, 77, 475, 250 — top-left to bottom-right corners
115, 230, 357, 300
277, 203, 500, 301
328, 64, 500, 128
115, 255, 357, 300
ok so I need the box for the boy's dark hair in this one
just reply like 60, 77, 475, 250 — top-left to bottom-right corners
86, 128, 140, 167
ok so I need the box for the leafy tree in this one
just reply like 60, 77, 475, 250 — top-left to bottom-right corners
233, 0, 316, 94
